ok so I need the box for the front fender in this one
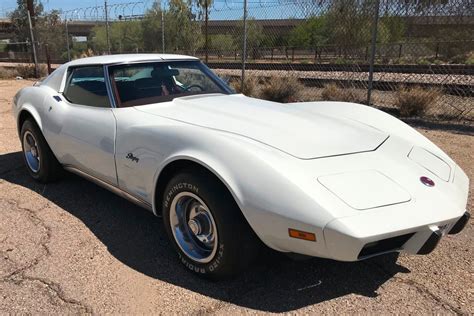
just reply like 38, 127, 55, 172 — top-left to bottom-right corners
149, 130, 336, 255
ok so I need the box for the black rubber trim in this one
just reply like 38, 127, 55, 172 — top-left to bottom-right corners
448, 212, 470, 235
358, 233, 415, 259
417, 229, 442, 255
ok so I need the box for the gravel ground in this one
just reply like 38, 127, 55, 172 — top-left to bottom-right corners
0, 80, 472, 314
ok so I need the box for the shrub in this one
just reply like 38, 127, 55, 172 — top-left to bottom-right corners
416, 58, 431, 65
229, 75, 260, 97
321, 83, 367, 104
15, 64, 48, 79
334, 57, 350, 65
0, 67, 15, 79
465, 52, 474, 65
259, 76, 303, 103
395, 86, 441, 117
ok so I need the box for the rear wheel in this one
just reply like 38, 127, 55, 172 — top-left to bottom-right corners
162, 170, 260, 279
20, 119, 62, 182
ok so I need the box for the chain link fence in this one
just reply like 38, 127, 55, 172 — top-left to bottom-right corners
0, 0, 473, 123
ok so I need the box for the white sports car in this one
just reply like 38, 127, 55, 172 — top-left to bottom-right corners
12, 54, 470, 279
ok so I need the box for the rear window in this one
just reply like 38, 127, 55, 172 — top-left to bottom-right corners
63, 66, 111, 108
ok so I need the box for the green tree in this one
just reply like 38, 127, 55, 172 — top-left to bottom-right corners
8, 0, 66, 60
233, 18, 264, 60
209, 34, 236, 53
324, 0, 373, 55
35, 10, 66, 58
8, 0, 43, 46
378, 16, 405, 44
141, 1, 167, 52
91, 20, 143, 53
288, 16, 329, 49
167, 0, 203, 53
141, 0, 203, 54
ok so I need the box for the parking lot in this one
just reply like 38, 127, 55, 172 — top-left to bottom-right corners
0, 79, 472, 314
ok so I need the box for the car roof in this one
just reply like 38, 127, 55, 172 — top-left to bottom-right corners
66, 53, 199, 67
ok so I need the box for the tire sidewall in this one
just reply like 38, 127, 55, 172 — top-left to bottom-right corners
162, 174, 232, 277
20, 120, 43, 180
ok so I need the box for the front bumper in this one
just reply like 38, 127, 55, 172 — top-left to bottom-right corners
323, 211, 470, 261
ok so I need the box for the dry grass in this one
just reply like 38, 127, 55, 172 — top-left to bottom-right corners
0, 67, 15, 79
259, 76, 303, 103
0, 64, 48, 80
230, 75, 303, 103
229, 75, 261, 97
395, 86, 441, 117
321, 83, 367, 104
15, 64, 48, 79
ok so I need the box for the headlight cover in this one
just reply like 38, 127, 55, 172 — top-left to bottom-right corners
318, 170, 411, 210
408, 147, 451, 181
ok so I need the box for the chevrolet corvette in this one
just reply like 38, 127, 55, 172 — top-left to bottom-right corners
12, 54, 470, 279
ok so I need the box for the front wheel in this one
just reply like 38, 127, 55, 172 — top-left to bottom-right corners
162, 170, 260, 279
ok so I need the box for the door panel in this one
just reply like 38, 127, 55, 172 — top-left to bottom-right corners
41, 65, 118, 185
56, 103, 117, 185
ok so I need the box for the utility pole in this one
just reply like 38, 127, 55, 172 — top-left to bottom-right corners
27, 10, 39, 77
241, 0, 248, 89
204, 0, 208, 63
104, 0, 111, 54
26, 0, 39, 77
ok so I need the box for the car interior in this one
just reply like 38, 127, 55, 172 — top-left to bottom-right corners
63, 66, 111, 108
112, 67, 183, 107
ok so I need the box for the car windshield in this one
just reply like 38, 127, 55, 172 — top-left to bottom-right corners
109, 61, 233, 107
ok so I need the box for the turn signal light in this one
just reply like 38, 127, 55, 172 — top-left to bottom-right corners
288, 228, 316, 242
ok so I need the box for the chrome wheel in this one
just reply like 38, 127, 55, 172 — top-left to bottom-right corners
169, 192, 218, 263
23, 131, 41, 173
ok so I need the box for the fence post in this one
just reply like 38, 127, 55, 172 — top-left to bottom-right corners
27, 10, 39, 78
204, 0, 209, 63
104, 0, 111, 54
65, 20, 71, 61
367, 0, 380, 106
161, 10, 165, 53
45, 44, 52, 74
241, 0, 248, 88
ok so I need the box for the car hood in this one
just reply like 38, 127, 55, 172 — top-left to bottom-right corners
136, 94, 389, 159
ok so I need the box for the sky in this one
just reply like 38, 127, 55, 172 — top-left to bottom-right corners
0, 0, 147, 18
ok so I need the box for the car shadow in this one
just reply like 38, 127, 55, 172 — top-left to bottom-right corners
0, 151, 409, 312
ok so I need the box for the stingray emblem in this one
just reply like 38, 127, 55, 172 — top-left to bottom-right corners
126, 153, 139, 163
420, 176, 435, 187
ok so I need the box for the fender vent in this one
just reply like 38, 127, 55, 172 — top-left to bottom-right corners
358, 233, 415, 259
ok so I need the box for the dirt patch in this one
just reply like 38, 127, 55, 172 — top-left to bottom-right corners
0, 79, 472, 314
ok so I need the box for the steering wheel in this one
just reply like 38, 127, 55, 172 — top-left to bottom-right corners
184, 84, 205, 92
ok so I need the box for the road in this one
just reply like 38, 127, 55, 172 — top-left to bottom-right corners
0, 79, 472, 314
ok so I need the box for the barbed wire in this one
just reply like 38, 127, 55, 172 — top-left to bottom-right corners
2, 0, 471, 21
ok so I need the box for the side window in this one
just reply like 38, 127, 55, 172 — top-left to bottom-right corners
63, 66, 111, 108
